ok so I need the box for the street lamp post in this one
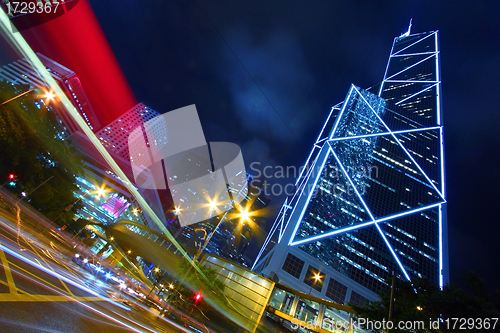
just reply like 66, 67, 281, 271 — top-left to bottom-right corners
0, 87, 36, 106
309, 273, 322, 294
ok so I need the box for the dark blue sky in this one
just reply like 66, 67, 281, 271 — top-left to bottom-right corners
88, 0, 500, 291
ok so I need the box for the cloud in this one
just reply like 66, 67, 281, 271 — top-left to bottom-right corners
219, 28, 319, 142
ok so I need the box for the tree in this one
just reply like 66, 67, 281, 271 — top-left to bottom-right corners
0, 80, 83, 223
174, 257, 226, 304
351, 272, 500, 332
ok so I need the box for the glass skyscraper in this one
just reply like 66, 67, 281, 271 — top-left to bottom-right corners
253, 29, 447, 305
0, 53, 100, 132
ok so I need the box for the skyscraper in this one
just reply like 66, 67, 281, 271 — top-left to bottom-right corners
253, 29, 447, 306
96, 103, 162, 162
0, 53, 100, 132
94, 103, 168, 231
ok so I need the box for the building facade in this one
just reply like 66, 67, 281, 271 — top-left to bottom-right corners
91, 103, 169, 232
0, 53, 100, 132
96, 103, 161, 162
0, 53, 168, 234
253, 30, 447, 306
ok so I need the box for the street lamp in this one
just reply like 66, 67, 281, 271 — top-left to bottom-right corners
209, 200, 218, 211
309, 272, 323, 294
42, 90, 55, 104
95, 185, 107, 198
238, 209, 251, 222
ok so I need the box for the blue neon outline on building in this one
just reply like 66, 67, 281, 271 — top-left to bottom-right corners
252, 29, 448, 303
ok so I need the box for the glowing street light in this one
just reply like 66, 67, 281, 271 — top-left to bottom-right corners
154, 267, 159, 273
132, 207, 139, 216
238, 209, 251, 222
209, 199, 218, 211
127, 250, 131, 254
309, 272, 323, 294
95, 185, 107, 198
43, 90, 55, 104
169, 284, 174, 289
109, 237, 114, 241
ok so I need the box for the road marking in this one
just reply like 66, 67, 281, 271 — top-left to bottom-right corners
0, 293, 102, 302
0, 245, 17, 294
8, 260, 72, 295
21, 235, 74, 296
0, 278, 28, 294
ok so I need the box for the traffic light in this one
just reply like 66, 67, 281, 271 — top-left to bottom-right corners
195, 293, 202, 302
8, 174, 16, 187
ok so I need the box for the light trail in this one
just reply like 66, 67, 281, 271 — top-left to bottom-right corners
0, 242, 130, 311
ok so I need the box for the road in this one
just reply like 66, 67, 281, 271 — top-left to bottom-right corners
0, 193, 196, 333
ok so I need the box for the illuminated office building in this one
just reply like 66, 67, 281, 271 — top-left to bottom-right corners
90, 103, 168, 231
96, 103, 161, 162
253, 29, 447, 305
0, 53, 100, 132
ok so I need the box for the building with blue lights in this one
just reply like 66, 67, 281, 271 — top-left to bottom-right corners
253, 29, 447, 306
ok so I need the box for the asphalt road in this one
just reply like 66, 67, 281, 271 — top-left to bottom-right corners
0, 197, 192, 332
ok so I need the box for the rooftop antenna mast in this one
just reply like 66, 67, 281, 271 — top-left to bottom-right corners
400, 18, 413, 38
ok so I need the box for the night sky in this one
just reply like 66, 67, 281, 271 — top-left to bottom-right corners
10, 1, 500, 291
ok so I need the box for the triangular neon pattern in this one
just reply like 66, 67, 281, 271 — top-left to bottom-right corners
288, 82, 444, 285
395, 129, 442, 191
293, 150, 371, 242
253, 31, 445, 292
385, 54, 434, 78
297, 224, 404, 292
330, 134, 443, 219
331, 87, 388, 139
252, 103, 342, 269
378, 207, 440, 283
289, 85, 443, 236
